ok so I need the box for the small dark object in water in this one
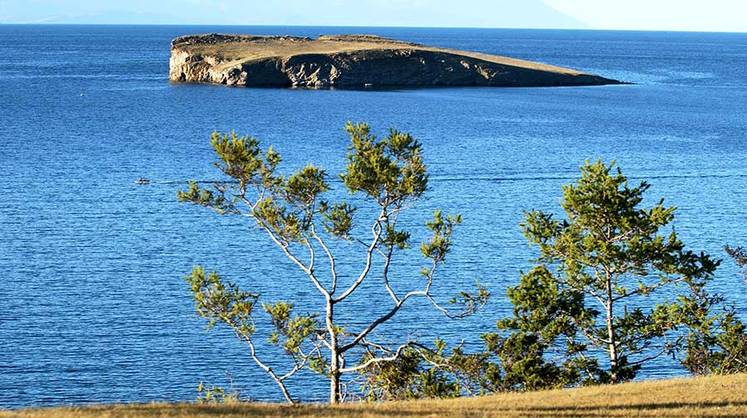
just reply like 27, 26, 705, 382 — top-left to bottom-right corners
135, 178, 150, 185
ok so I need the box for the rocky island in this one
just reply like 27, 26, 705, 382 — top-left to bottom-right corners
169, 33, 621, 89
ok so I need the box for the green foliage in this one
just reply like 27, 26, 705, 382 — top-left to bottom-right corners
320, 202, 355, 239
341, 122, 427, 205
177, 181, 236, 215
675, 283, 747, 375
725, 245, 747, 281
482, 266, 604, 391
186, 266, 322, 352
440, 344, 502, 395
495, 161, 720, 386
448, 283, 492, 318
178, 131, 329, 247
263, 302, 321, 359
360, 345, 460, 401
285, 165, 329, 207
209, 131, 279, 190
196, 381, 242, 404
421, 210, 461, 261
186, 266, 259, 336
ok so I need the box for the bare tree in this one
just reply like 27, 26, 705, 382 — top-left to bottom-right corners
178, 123, 488, 404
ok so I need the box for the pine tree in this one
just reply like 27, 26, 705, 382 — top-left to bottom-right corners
493, 161, 719, 385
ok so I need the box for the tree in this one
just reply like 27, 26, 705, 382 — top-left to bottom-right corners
356, 337, 504, 400
675, 284, 747, 375
674, 245, 747, 375
483, 266, 606, 390
178, 123, 488, 404
495, 161, 719, 385
358, 340, 461, 401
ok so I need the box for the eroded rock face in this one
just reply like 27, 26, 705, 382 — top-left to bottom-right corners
169, 34, 621, 89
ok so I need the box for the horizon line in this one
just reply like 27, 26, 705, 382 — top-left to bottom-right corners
0, 22, 746, 35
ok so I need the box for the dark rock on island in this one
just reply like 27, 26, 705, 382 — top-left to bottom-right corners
169, 33, 621, 89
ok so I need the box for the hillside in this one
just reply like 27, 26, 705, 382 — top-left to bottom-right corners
3, 373, 746, 417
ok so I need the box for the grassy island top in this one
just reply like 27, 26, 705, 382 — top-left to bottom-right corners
171, 33, 586, 75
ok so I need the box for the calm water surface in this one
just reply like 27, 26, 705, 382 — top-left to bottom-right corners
1, 25, 746, 407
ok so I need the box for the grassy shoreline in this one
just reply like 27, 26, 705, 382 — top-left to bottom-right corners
3, 373, 746, 417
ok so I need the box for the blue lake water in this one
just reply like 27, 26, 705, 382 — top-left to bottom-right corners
1, 25, 746, 407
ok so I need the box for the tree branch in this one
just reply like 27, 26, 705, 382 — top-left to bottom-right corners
381, 245, 399, 304
239, 196, 331, 298
339, 290, 425, 353
214, 311, 297, 404
311, 226, 339, 294
242, 335, 296, 404
339, 342, 412, 373
334, 210, 384, 302
612, 276, 686, 302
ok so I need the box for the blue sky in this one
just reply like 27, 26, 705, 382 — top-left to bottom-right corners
1, 0, 746, 32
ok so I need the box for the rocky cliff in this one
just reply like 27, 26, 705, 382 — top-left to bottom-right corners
169, 34, 621, 89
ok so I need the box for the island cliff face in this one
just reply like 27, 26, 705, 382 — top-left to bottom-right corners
169, 34, 621, 89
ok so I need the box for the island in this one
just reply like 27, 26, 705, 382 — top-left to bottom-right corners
169, 33, 622, 89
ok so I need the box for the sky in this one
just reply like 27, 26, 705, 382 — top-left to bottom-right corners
0, 0, 746, 32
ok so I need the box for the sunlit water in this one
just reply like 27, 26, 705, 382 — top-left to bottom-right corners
1, 25, 746, 407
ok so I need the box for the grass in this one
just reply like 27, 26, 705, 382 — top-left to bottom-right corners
3, 373, 747, 417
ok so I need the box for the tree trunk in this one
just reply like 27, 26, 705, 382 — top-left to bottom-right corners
605, 271, 619, 384
326, 296, 341, 404
329, 358, 341, 404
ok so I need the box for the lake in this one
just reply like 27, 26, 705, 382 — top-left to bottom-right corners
1, 25, 746, 407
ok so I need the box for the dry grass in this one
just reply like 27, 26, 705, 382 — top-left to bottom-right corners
175, 34, 583, 75
3, 373, 747, 417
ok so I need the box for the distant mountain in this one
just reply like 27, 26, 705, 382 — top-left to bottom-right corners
1, 0, 585, 29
